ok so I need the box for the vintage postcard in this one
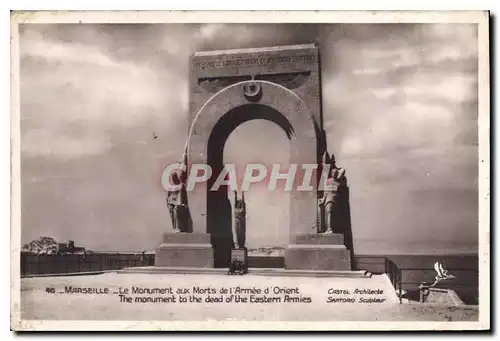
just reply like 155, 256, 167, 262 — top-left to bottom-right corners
10, 10, 490, 331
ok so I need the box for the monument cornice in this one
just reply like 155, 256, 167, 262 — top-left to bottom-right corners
193, 43, 317, 57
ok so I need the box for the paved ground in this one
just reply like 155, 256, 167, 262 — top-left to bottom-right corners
20, 272, 478, 322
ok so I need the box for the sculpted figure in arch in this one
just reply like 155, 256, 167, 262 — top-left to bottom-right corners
233, 190, 247, 248
318, 152, 346, 234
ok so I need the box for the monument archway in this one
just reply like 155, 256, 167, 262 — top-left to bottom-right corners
207, 103, 293, 240
221, 108, 293, 249
155, 44, 354, 271
187, 81, 318, 265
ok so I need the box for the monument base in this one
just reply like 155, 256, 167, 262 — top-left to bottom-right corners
155, 232, 214, 268
285, 233, 352, 271
230, 247, 248, 263
229, 247, 248, 275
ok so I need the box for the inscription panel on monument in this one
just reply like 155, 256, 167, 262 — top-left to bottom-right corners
192, 54, 316, 70
191, 44, 319, 78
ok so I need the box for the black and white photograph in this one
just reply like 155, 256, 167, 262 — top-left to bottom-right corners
10, 11, 490, 331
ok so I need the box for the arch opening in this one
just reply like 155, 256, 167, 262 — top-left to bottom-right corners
186, 80, 320, 268
207, 104, 294, 267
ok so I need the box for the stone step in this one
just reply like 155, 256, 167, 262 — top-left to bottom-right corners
292, 233, 345, 245
120, 266, 225, 275
119, 266, 371, 278
249, 268, 369, 278
288, 244, 347, 249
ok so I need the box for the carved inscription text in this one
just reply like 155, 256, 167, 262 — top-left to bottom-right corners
193, 54, 316, 70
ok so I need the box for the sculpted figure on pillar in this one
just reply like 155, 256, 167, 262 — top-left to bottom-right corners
318, 151, 346, 234
166, 152, 190, 233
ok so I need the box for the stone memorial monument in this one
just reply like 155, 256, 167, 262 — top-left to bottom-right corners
155, 44, 355, 270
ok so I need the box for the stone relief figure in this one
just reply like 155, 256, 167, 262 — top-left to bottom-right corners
318, 152, 346, 234
166, 155, 189, 233
418, 262, 456, 303
430, 261, 456, 287
233, 190, 247, 248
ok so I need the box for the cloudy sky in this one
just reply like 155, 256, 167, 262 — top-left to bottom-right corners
19, 23, 478, 254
